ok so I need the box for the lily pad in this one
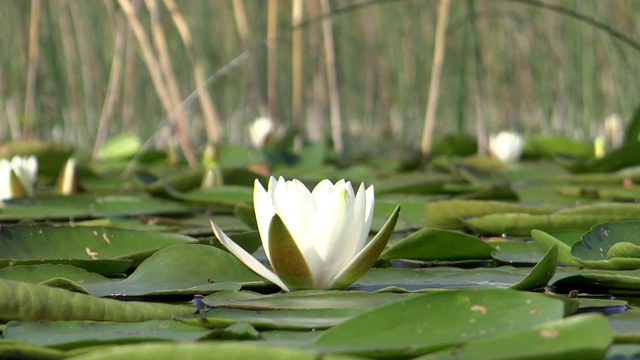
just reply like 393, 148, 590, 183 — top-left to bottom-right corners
0, 224, 198, 267
381, 228, 494, 261
0, 245, 262, 297
424, 200, 550, 229
202, 290, 414, 310
418, 313, 612, 360
571, 221, 640, 269
63, 342, 359, 360
312, 289, 567, 357
0, 279, 195, 322
509, 245, 557, 291
463, 213, 629, 236
2, 320, 218, 349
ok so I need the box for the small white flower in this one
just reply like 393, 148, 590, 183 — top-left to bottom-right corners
248, 117, 273, 148
489, 131, 524, 163
211, 176, 399, 291
0, 155, 38, 200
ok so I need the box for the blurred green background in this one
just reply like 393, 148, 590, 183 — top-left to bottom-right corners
1, 0, 638, 156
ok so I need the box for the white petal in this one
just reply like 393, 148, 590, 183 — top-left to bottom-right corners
210, 219, 289, 291
271, 178, 315, 250
0, 160, 11, 200
303, 181, 355, 288
253, 178, 276, 259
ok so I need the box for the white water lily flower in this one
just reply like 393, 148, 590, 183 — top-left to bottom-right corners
489, 131, 524, 163
211, 176, 400, 291
248, 117, 273, 148
0, 155, 38, 200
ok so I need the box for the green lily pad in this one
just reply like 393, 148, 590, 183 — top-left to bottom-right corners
509, 245, 557, 291
312, 289, 567, 357
571, 221, 640, 269
63, 342, 359, 360
165, 185, 253, 210
0, 194, 192, 221
551, 270, 640, 295
555, 141, 640, 173
489, 240, 546, 264
523, 135, 594, 159
381, 228, 494, 261
182, 307, 362, 331
353, 267, 555, 292
0, 279, 195, 322
0, 224, 198, 267
2, 320, 217, 350
463, 213, 629, 236
0, 340, 66, 359
373, 175, 445, 195
424, 200, 550, 229
202, 290, 414, 310
418, 313, 612, 360
531, 230, 582, 266
0, 245, 262, 297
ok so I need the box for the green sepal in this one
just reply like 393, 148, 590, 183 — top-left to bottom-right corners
328, 205, 400, 290
268, 214, 315, 291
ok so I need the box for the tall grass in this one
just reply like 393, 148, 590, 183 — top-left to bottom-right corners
1, 0, 639, 159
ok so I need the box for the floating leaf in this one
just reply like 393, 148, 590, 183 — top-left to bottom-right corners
0, 224, 198, 268
382, 228, 493, 261
0, 279, 195, 322
531, 230, 582, 266
419, 314, 611, 360
424, 200, 550, 229
571, 221, 640, 269
202, 290, 413, 310
463, 213, 629, 236
312, 289, 567, 357
63, 342, 359, 360
509, 245, 557, 291
2, 320, 216, 350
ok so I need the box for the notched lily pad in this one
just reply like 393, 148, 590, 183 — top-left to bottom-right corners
571, 221, 640, 269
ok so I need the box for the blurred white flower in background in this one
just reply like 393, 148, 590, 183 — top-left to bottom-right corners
0, 155, 38, 200
248, 117, 274, 148
489, 131, 524, 163
211, 176, 399, 291
604, 113, 624, 149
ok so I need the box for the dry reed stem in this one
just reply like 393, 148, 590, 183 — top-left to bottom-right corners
320, 0, 343, 155
121, 4, 138, 132
57, 0, 84, 144
23, 0, 41, 140
69, 1, 101, 137
118, 0, 196, 167
232, 0, 267, 116
291, 0, 304, 151
163, 0, 221, 144
420, 0, 451, 161
146, 0, 196, 166
93, 11, 126, 161
267, 0, 279, 123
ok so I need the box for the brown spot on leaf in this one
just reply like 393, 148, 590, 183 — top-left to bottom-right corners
471, 304, 488, 314
85, 247, 98, 260
539, 329, 559, 338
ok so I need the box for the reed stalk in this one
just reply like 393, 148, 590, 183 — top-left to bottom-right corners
23, 0, 41, 140
118, 0, 196, 167
163, 0, 221, 144
320, 0, 343, 155
291, 0, 304, 150
420, 0, 450, 161
267, 0, 279, 122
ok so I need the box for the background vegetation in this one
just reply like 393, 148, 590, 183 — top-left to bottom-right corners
1, 0, 639, 161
